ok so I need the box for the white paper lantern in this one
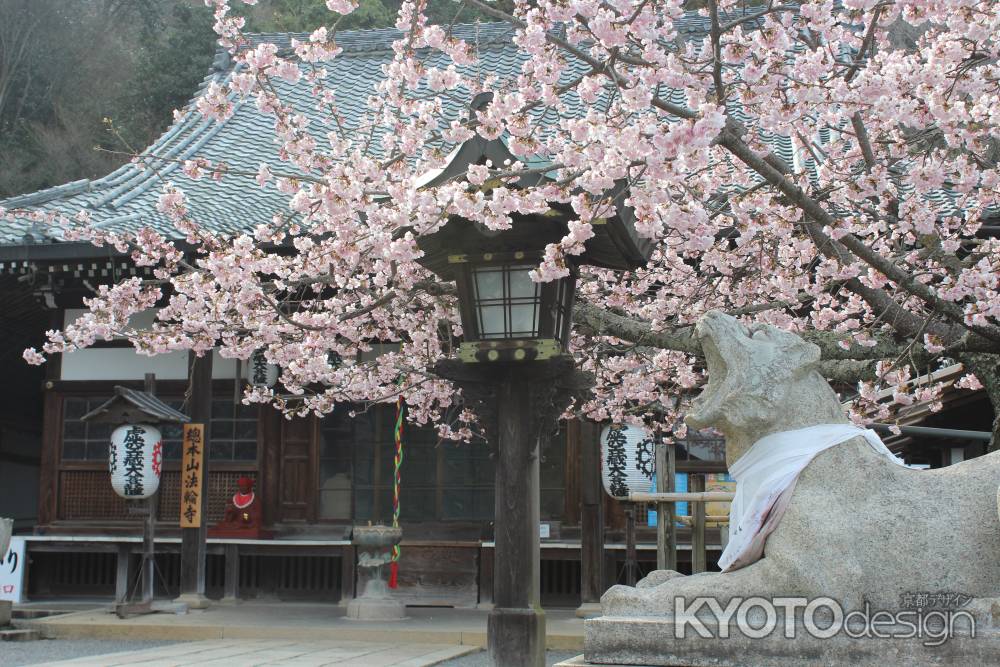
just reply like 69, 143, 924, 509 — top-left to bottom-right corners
109, 423, 162, 499
600, 424, 656, 498
241, 349, 279, 388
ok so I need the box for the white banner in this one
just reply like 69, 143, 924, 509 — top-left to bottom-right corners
601, 424, 656, 498
0, 537, 26, 603
110, 423, 162, 499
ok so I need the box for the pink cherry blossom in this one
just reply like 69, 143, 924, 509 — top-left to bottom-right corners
11, 0, 1000, 440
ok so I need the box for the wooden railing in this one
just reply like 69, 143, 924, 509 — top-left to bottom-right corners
621, 442, 735, 578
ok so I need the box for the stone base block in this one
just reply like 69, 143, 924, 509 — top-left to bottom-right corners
0, 600, 11, 626
173, 593, 211, 610
346, 597, 406, 621
584, 615, 1000, 667
0, 628, 40, 642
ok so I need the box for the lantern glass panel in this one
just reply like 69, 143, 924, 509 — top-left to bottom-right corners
472, 264, 542, 339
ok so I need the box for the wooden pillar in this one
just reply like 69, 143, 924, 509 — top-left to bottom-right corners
655, 442, 677, 571
37, 308, 63, 527
690, 474, 707, 574
576, 420, 604, 617
563, 423, 581, 526
478, 545, 495, 609
487, 374, 545, 667
223, 544, 240, 601
141, 374, 157, 603
339, 545, 356, 606
624, 506, 637, 586
115, 544, 132, 603
260, 406, 280, 527
178, 352, 212, 607
434, 358, 585, 667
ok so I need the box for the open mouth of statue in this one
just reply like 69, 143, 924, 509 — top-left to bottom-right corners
687, 319, 729, 428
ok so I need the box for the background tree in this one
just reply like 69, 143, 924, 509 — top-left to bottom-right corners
0, 0, 215, 197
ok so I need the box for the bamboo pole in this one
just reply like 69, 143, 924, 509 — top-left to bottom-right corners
677, 515, 729, 525
628, 491, 735, 503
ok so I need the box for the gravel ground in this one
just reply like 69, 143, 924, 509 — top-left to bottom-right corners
438, 649, 578, 666
0, 639, 181, 667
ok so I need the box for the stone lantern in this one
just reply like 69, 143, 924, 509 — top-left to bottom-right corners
415, 127, 652, 667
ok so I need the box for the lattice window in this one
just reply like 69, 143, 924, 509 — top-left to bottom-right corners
62, 397, 113, 461
59, 470, 129, 520
59, 469, 251, 522
321, 404, 500, 523
160, 471, 251, 523
209, 399, 258, 461
62, 396, 185, 461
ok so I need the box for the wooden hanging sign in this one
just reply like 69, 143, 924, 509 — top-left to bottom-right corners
179, 424, 205, 528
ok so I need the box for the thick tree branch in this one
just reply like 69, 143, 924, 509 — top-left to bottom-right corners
572, 300, 996, 365
717, 127, 1000, 345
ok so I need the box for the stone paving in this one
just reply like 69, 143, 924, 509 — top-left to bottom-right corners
24, 638, 479, 667
20, 604, 584, 650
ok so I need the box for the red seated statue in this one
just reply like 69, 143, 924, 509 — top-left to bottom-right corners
208, 476, 273, 539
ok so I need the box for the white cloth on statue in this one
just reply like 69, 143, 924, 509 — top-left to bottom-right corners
719, 423, 908, 572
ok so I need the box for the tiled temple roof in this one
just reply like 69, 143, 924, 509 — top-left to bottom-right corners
0, 16, 754, 249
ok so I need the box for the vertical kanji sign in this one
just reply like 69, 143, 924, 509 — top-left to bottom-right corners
0, 537, 26, 603
180, 423, 204, 528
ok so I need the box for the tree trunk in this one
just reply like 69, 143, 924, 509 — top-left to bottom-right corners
959, 353, 1000, 453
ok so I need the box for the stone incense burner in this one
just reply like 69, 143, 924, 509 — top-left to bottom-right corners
347, 524, 405, 621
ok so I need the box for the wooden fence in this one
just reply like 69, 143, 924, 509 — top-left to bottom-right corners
620, 443, 735, 580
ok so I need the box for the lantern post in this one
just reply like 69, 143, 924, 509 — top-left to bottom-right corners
414, 125, 651, 666
80, 380, 189, 616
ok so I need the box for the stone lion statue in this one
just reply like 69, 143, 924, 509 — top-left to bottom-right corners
582, 311, 1000, 667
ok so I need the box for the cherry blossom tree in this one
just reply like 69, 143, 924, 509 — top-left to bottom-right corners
12, 0, 1000, 447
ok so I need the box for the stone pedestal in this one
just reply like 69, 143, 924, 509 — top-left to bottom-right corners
346, 525, 405, 621
580, 612, 1000, 667
0, 600, 11, 627
346, 596, 405, 621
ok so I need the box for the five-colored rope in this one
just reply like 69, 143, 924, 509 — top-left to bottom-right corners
389, 394, 404, 588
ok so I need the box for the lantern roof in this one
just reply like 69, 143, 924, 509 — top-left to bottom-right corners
80, 386, 191, 425
414, 131, 653, 281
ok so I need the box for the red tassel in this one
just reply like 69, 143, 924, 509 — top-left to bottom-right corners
388, 561, 399, 589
